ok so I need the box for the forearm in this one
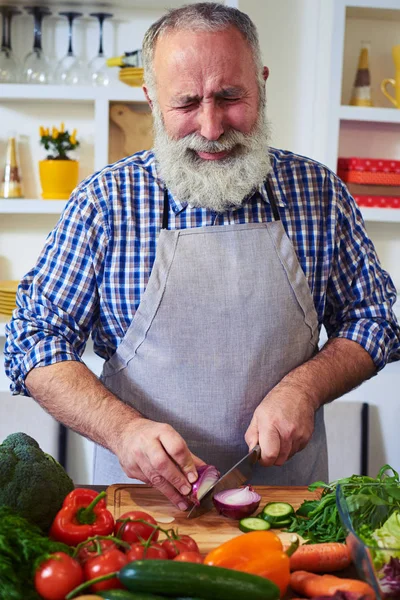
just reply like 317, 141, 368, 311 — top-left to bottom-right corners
277, 337, 376, 410
25, 361, 143, 455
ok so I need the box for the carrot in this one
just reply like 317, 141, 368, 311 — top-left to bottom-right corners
290, 570, 376, 600
290, 542, 352, 573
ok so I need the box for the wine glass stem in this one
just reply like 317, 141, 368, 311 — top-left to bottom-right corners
67, 15, 74, 55
98, 15, 104, 56
33, 12, 43, 51
1, 13, 7, 48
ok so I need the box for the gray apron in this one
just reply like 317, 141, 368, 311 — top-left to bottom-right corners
95, 184, 328, 485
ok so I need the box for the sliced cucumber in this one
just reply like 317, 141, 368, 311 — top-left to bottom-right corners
239, 517, 271, 533
260, 502, 294, 525
268, 518, 293, 529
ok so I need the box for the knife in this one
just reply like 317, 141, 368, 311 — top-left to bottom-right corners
187, 444, 261, 519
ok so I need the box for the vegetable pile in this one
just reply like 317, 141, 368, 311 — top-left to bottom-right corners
287, 465, 400, 543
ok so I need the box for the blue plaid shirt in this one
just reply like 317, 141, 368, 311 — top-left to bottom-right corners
5, 147, 400, 395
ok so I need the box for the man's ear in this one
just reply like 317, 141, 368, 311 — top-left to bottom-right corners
263, 66, 269, 82
143, 85, 153, 109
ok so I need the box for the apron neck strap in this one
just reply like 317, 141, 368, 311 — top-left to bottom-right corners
162, 179, 281, 229
162, 187, 169, 230
264, 179, 281, 221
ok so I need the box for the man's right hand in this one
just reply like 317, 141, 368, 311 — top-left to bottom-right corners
117, 418, 205, 510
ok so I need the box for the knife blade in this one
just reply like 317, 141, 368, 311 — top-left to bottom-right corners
187, 444, 261, 519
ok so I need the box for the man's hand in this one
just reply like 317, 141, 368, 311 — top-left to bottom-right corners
245, 385, 316, 466
116, 418, 206, 510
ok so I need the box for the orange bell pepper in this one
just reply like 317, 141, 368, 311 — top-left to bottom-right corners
204, 530, 298, 597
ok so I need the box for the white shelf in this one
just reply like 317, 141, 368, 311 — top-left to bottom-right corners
361, 207, 400, 223
0, 84, 147, 103
0, 200, 67, 214
340, 106, 400, 124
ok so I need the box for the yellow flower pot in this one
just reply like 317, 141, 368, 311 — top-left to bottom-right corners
39, 159, 79, 200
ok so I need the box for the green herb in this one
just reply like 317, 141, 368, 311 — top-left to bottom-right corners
0, 505, 72, 600
286, 465, 400, 543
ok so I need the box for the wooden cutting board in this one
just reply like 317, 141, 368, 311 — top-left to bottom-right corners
106, 485, 319, 555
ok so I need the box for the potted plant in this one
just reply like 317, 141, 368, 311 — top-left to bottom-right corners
38, 122, 80, 199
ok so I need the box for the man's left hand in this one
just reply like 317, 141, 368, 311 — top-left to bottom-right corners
244, 385, 317, 467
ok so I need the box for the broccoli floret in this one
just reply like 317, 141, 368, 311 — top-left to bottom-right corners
0, 432, 74, 532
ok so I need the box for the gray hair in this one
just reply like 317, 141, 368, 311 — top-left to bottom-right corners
142, 2, 264, 99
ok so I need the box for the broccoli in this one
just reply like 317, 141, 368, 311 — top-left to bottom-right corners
0, 432, 75, 532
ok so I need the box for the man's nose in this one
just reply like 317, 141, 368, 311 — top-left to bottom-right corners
197, 103, 224, 141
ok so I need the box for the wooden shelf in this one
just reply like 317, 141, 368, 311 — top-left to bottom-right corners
0, 200, 67, 214
340, 106, 400, 124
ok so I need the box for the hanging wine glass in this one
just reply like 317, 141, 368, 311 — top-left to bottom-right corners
55, 11, 87, 85
0, 6, 21, 83
22, 6, 52, 84
87, 12, 113, 87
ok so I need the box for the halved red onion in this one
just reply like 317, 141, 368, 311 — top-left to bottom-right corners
213, 486, 261, 519
189, 464, 220, 506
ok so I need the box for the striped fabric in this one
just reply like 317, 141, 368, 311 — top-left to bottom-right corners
5, 147, 400, 395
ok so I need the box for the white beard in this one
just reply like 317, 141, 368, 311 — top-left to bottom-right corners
152, 103, 272, 212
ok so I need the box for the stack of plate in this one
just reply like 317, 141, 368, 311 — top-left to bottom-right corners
119, 67, 144, 87
0, 280, 18, 317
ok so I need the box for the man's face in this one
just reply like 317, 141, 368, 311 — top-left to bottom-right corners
153, 26, 261, 154
145, 26, 271, 211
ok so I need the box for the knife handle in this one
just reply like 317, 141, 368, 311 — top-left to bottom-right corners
251, 444, 261, 461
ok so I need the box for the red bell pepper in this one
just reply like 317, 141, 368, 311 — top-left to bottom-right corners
50, 488, 115, 546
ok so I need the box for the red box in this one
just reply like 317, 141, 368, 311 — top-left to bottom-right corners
338, 157, 400, 185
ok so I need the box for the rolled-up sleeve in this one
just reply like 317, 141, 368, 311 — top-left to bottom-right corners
4, 189, 107, 395
323, 179, 400, 371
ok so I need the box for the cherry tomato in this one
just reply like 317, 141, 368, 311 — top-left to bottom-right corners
76, 538, 117, 564
115, 510, 159, 543
177, 535, 199, 553
34, 551, 84, 600
84, 548, 128, 591
173, 551, 203, 563
161, 539, 193, 558
126, 541, 168, 561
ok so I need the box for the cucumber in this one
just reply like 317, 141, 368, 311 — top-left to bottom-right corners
239, 516, 271, 533
118, 559, 280, 600
260, 502, 294, 525
96, 591, 168, 600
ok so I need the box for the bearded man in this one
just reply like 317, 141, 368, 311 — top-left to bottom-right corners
5, 3, 400, 508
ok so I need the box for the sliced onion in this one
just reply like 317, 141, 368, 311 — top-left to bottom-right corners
189, 464, 220, 506
213, 486, 261, 519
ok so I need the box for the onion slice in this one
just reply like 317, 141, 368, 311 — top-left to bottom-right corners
189, 464, 220, 506
213, 486, 261, 519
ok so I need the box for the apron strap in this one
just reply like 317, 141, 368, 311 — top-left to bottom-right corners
264, 179, 281, 221
162, 187, 169, 230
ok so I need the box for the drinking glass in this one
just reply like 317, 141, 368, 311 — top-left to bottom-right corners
22, 6, 52, 84
55, 11, 87, 85
0, 6, 21, 83
87, 12, 113, 87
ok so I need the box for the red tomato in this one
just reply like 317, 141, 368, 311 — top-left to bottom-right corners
35, 552, 84, 600
161, 539, 193, 558
84, 548, 128, 591
177, 535, 199, 553
126, 541, 168, 561
115, 510, 159, 543
173, 551, 203, 563
76, 538, 117, 564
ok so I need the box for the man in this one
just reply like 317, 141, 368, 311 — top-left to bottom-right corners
5, 3, 400, 510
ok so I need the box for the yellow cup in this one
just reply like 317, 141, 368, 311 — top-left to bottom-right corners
381, 44, 400, 108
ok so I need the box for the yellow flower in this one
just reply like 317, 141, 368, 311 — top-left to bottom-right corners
39, 126, 45, 137
44, 128, 49, 136
60, 122, 65, 133
72, 128, 77, 138
52, 127, 59, 139
69, 136, 76, 145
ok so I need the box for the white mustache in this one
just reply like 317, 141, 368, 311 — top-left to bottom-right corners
176, 130, 255, 154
